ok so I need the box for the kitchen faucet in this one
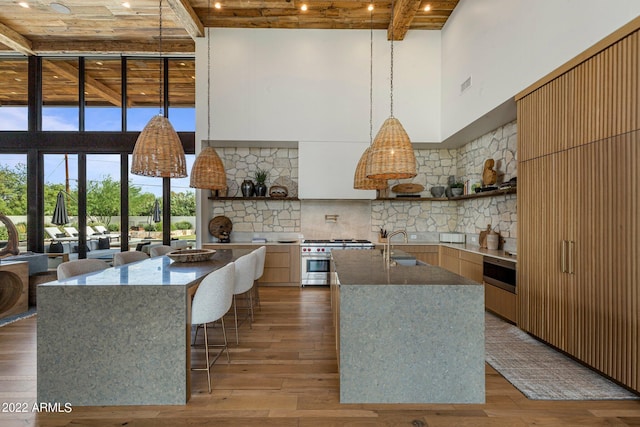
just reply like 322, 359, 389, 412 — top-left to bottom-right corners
384, 229, 407, 265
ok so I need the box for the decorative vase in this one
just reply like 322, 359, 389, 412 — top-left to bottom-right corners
451, 187, 464, 197
255, 183, 268, 197
241, 179, 255, 197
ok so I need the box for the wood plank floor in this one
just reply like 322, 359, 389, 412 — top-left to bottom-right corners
1, 286, 639, 426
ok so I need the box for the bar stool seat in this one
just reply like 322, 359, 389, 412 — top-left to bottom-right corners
190, 262, 235, 393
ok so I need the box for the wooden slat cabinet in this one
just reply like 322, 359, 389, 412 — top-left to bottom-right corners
517, 25, 640, 392
202, 244, 301, 286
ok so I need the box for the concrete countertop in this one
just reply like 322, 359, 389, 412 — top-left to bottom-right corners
331, 250, 480, 286
41, 248, 248, 286
380, 241, 517, 263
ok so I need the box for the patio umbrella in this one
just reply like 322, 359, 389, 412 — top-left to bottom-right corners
152, 199, 161, 223
51, 191, 69, 225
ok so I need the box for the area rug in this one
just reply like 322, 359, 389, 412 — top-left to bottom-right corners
485, 312, 639, 400
0, 307, 37, 328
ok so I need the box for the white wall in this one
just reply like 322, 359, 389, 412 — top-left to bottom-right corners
441, 0, 640, 140
195, 28, 441, 145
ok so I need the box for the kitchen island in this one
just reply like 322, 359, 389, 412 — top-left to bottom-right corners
331, 250, 485, 404
37, 248, 251, 406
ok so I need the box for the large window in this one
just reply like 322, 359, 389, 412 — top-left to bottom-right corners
0, 154, 28, 250
168, 59, 196, 132
85, 59, 123, 131
126, 58, 162, 132
0, 58, 28, 131
42, 58, 79, 131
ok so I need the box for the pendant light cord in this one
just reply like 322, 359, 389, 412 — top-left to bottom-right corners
369, 8, 373, 145
158, 0, 164, 116
207, 0, 212, 142
389, 0, 394, 118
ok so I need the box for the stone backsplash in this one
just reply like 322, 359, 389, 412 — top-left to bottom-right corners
372, 120, 518, 239
208, 121, 517, 241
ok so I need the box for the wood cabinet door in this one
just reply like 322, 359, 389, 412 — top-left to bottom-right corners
574, 132, 640, 390
518, 152, 574, 353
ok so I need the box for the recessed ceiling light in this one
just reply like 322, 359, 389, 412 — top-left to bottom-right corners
424, 4, 431, 11
191, 75, 195, 80
140, 92, 146, 96
15, 78, 22, 82
179, 62, 186, 66
214, 2, 221, 9
122, 2, 131, 8
96, 61, 103, 66
50, 2, 71, 14
300, 4, 307, 11
368, 4, 373, 11
18, 2, 30, 8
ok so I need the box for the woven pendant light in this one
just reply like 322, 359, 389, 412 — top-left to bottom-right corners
366, 0, 416, 180
131, 0, 187, 178
354, 5, 387, 190
190, 147, 226, 189
131, 115, 187, 177
190, 24, 226, 190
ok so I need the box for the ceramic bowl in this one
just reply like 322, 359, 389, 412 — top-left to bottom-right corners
430, 186, 445, 198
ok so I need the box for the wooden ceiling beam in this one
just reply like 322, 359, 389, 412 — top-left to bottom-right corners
43, 60, 124, 107
388, 0, 422, 41
31, 40, 195, 56
0, 21, 34, 56
167, 0, 205, 39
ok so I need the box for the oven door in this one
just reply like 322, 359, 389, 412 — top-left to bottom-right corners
483, 257, 516, 294
301, 256, 331, 286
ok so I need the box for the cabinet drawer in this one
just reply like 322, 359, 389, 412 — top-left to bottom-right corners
440, 246, 459, 258
459, 251, 482, 264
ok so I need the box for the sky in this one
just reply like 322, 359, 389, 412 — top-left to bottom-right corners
0, 106, 196, 197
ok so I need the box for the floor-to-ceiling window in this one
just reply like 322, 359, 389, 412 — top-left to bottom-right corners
0, 56, 195, 256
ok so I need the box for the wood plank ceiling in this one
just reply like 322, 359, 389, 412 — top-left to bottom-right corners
0, 0, 457, 108
0, 0, 459, 56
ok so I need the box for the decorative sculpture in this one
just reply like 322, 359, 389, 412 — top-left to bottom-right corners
482, 159, 497, 187
0, 214, 20, 258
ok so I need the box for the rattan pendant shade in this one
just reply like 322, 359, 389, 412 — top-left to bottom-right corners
131, 114, 188, 178
354, 147, 387, 189
367, 117, 417, 180
190, 146, 226, 190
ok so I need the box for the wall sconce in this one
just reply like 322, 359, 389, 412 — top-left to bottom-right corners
325, 215, 339, 223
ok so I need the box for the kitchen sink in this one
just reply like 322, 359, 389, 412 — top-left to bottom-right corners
390, 253, 418, 266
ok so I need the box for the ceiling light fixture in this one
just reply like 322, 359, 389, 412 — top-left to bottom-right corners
122, 2, 131, 8
214, 2, 221, 9
49, 2, 71, 14
424, 4, 431, 12
301, 4, 307, 11
190, 0, 227, 191
366, 0, 416, 180
18, 2, 29, 8
354, 5, 387, 191
131, 0, 187, 178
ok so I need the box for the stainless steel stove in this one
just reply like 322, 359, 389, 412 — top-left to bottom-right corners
301, 239, 374, 286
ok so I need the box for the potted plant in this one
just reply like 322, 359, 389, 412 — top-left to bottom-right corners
450, 181, 464, 197
254, 169, 268, 197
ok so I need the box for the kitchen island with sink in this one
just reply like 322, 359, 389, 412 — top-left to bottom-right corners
330, 249, 485, 404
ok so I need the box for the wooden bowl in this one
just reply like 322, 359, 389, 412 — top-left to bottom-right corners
167, 249, 216, 263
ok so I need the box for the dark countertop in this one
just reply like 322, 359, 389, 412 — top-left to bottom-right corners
331, 249, 480, 286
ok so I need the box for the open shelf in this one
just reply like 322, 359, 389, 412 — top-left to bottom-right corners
376, 187, 516, 201
208, 197, 300, 201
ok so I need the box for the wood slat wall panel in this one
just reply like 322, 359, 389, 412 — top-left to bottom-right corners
517, 27, 640, 392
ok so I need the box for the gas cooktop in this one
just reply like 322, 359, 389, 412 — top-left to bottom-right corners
303, 239, 371, 244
